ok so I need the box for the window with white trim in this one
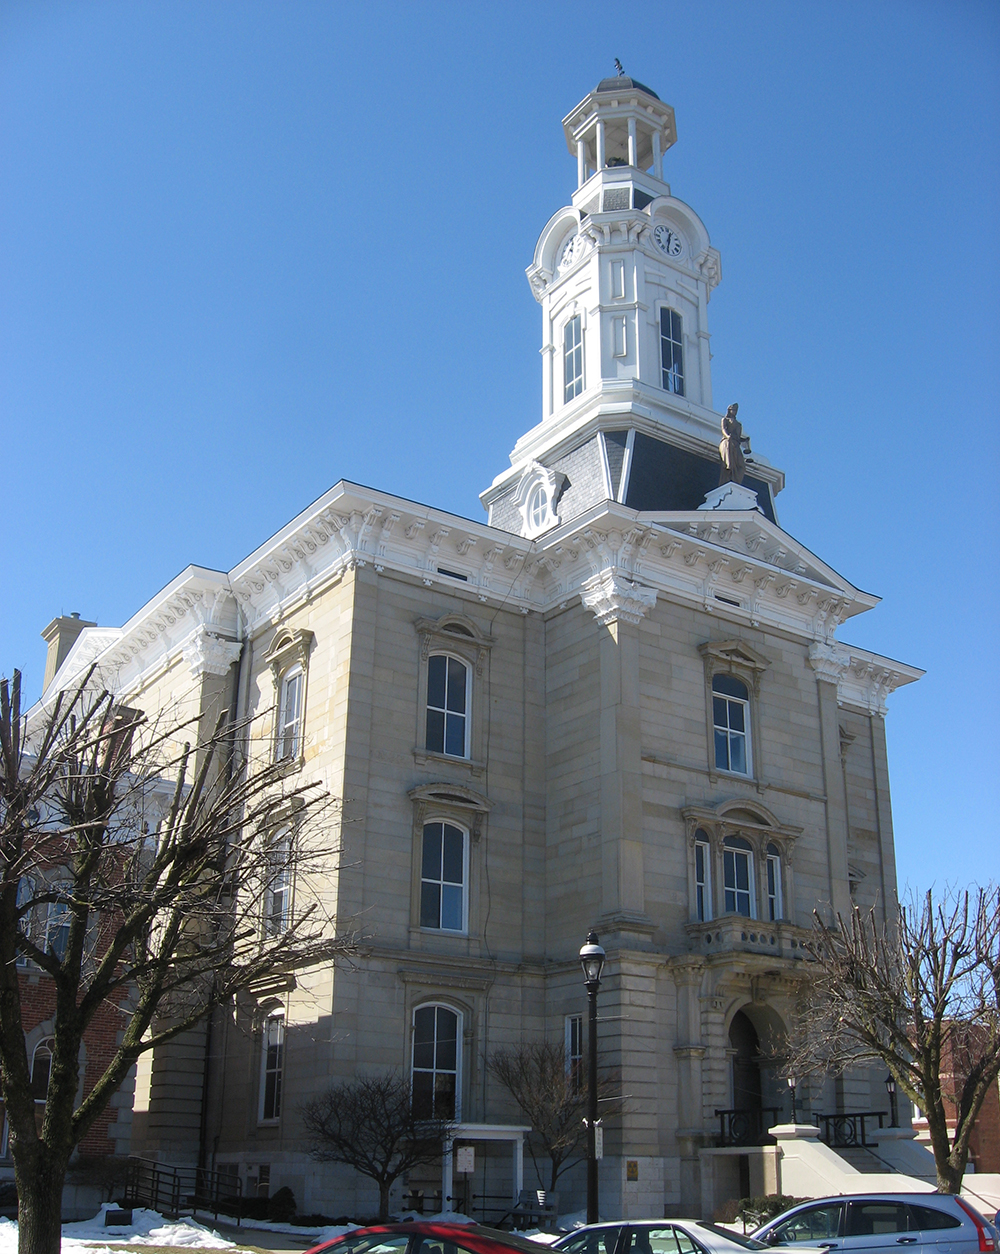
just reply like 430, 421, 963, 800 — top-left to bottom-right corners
426, 655, 470, 759
276, 666, 304, 762
766, 843, 783, 921
695, 831, 712, 922
420, 821, 467, 932
30, 1038, 53, 1136
723, 837, 754, 918
565, 1014, 584, 1094
660, 308, 684, 395
712, 673, 751, 775
564, 314, 583, 403
411, 1004, 459, 1120
263, 831, 292, 937
527, 484, 550, 533
259, 1014, 284, 1122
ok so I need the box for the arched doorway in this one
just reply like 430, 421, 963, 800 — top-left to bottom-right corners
729, 1010, 763, 1114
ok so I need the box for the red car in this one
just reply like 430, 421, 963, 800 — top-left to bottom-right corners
304, 1222, 548, 1254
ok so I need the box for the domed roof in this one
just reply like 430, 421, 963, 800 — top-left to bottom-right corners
594, 75, 660, 101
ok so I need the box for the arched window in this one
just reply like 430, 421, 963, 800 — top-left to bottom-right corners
263, 830, 292, 937
766, 843, 783, 921
276, 665, 304, 762
723, 837, 755, 918
412, 1005, 459, 1120
712, 674, 751, 775
528, 484, 549, 532
564, 315, 584, 403
420, 821, 467, 932
695, 829, 712, 922
660, 308, 684, 395
31, 1039, 52, 1105
259, 1014, 284, 1122
426, 655, 470, 758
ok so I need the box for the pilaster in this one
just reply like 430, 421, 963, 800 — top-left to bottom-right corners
809, 644, 852, 918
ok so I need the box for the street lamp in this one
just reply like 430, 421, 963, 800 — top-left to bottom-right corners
580, 931, 605, 1224
786, 1074, 798, 1123
885, 1074, 898, 1127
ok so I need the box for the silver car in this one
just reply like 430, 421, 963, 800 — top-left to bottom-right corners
753, 1194, 997, 1254
553, 1219, 798, 1254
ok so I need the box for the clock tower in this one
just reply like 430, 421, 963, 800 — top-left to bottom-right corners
482, 72, 785, 538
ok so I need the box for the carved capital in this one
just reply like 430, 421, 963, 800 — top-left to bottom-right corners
580, 570, 657, 626
182, 627, 242, 678
808, 641, 851, 684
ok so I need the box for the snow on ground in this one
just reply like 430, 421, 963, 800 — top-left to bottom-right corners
0, 1205, 238, 1254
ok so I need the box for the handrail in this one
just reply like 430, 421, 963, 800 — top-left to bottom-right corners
122, 1157, 243, 1225
715, 1107, 781, 1146
811, 1110, 888, 1148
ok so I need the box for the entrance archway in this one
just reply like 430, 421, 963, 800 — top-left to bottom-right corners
729, 1010, 762, 1112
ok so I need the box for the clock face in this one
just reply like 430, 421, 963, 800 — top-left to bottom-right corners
559, 233, 585, 271
653, 224, 683, 258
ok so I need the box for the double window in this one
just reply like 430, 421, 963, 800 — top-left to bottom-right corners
712, 674, 751, 775
426, 655, 470, 759
564, 314, 584, 404
260, 1014, 284, 1122
723, 837, 755, 917
411, 1004, 459, 1120
420, 821, 467, 932
660, 308, 684, 395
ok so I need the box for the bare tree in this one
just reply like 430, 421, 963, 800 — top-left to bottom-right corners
487, 1041, 622, 1193
0, 668, 356, 1254
783, 888, 1000, 1194
301, 1072, 453, 1220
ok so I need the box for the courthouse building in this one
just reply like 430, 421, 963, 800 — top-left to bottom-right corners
33, 73, 922, 1219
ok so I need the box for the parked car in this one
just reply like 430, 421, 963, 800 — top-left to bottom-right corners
752, 1194, 997, 1254
304, 1222, 553, 1254
552, 1219, 818, 1254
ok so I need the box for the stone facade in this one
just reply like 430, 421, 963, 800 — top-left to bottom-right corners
33, 73, 922, 1221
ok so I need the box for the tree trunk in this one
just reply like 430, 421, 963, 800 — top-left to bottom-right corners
936, 1161, 965, 1195
14, 1144, 69, 1254
378, 1178, 391, 1221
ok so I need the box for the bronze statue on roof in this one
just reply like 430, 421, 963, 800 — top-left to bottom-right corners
719, 403, 751, 485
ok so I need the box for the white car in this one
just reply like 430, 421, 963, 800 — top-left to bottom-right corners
553, 1219, 822, 1254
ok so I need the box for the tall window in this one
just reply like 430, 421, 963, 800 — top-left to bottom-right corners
724, 837, 754, 917
264, 832, 292, 937
420, 822, 466, 932
712, 673, 751, 775
276, 666, 304, 762
660, 308, 684, 395
564, 315, 584, 403
426, 655, 469, 758
31, 1039, 53, 1135
412, 1005, 459, 1119
695, 832, 712, 921
766, 843, 782, 921
565, 1014, 584, 1093
527, 484, 549, 532
44, 887, 70, 962
260, 1014, 284, 1121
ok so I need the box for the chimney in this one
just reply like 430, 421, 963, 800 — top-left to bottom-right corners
41, 612, 96, 692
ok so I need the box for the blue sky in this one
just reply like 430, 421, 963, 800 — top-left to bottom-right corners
2, 1, 997, 896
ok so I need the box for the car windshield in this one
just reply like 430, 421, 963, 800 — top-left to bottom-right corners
694, 1225, 768, 1251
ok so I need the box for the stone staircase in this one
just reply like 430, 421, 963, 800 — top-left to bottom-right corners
834, 1145, 891, 1174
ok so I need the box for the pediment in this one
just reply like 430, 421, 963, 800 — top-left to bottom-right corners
698, 639, 770, 673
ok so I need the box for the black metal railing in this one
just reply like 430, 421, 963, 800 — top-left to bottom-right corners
715, 1107, 781, 1146
812, 1111, 887, 1148
121, 1158, 242, 1224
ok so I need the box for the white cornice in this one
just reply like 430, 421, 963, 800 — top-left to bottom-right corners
28, 482, 918, 722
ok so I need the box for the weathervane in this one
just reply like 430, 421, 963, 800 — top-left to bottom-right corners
614, 58, 625, 76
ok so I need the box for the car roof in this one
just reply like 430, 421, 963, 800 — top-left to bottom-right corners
317, 1223, 545, 1254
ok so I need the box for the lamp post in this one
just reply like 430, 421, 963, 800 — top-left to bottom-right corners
786, 1074, 798, 1123
885, 1074, 898, 1127
580, 931, 605, 1224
